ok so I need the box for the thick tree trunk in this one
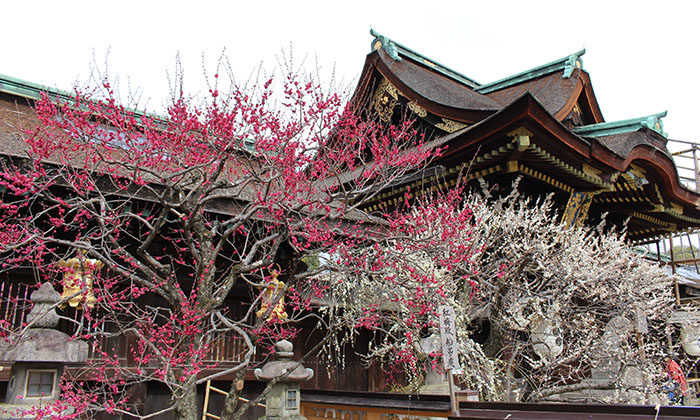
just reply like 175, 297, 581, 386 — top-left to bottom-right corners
220, 371, 246, 420
219, 390, 238, 420
482, 321, 506, 359
174, 385, 199, 420
483, 321, 522, 401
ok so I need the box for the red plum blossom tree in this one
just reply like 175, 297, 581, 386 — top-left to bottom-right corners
0, 64, 437, 420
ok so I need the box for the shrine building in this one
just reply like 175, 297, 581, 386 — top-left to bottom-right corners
2, 30, 700, 417
351, 30, 700, 245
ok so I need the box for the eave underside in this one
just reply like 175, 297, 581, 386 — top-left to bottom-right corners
355, 95, 700, 243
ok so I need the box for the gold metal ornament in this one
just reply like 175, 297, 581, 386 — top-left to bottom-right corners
58, 249, 103, 309
256, 269, 289, 322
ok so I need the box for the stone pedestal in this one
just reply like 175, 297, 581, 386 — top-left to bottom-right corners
4, 363, 63, 406
417, 331, 449, 395
680, 324, 700, 356
530, 316, 563, 361
554, 316, 653, 404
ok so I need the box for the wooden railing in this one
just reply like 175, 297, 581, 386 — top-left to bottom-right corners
670, 139, 700, 193
449, 401, 700, 419
300, 390, 450, 420
0, 281, 31, 330
0, 279, 245, 368
302, 403, 446, 420
205, 330, 246, 363
85, 327, 245, 366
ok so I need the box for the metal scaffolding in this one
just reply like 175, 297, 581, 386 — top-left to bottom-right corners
663, 139, 700, 287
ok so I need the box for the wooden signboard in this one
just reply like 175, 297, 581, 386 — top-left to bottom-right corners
438, 305, 460, 412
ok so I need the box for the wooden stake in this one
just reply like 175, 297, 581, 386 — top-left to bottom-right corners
448, 368, 458, 413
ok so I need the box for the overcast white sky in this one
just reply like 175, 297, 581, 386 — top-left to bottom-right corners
2, 1, 698, 144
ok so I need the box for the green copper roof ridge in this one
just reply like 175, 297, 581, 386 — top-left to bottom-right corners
0, 72, 259, 154
573, 111, 668, 138
0, 72, 76, 102
369, 29, 480, 89
475, 49, 586, 94
0, 72, 165, 123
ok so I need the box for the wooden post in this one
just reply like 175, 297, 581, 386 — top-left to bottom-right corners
692, 146, 699, 192
670, 234, 682, 305
685, 231, 700, 274
438, 306, 460, 413
448, 368, 458, 413
670, 234, 676, 274
201, 380, 212, 420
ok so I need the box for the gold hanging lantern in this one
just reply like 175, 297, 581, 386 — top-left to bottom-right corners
256, 269, 288, 322
58, 250, 103, 309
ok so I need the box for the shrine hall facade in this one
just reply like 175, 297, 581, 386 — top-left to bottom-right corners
350, 30, 700, 243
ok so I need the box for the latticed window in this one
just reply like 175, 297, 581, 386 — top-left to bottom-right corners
286, 389, 297, 409
26, 370, 55, 397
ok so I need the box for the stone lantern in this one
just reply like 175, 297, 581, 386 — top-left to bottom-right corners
0, 283, 88, 414
417, 327, 450, 394
680, 323, 700, 356
254, 340, 313, 420
530, 316, 563, 360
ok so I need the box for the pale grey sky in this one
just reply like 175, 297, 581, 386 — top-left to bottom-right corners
2, 1, 698, 143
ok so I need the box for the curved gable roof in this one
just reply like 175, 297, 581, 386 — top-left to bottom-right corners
484, 70, 580, 116
358, 32, 605, 127
435, 93, 700, 209
483, 69, 604, 124
351, 31, 700, 238
374, 49, 501, 112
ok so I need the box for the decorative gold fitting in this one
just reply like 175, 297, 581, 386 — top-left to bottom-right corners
58, 250, 102, 310
256, 268, 289, 322
506, 127, 533, 151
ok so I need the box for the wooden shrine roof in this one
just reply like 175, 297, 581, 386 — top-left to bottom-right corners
351, 31, 700, 242
369, 48, 502, 112
484, 69, 604, 123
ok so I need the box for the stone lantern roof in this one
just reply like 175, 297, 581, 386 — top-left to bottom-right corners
0, 282, 88, 364
254, 340, 314, 383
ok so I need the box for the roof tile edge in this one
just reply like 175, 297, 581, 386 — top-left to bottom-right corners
369, 29, 481, 89
573, 111, 668, 138
475, 50, 586, 94
0, 73, 165, 123
0, 73, 75, 102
